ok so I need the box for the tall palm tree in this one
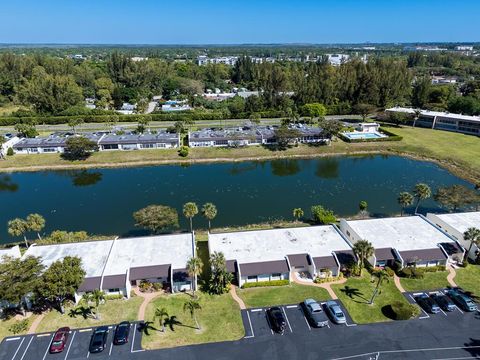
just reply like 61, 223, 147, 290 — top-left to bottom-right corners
370, 270, 389, 304
26, 213, 45, 240
183, 299, 202, 330
186, 256, 203, 297
464, 227, 480, 259
183, 202, 198, 232
89, 289, 105, 320
292, 208, 304, 223
154, 307, 169, 332
413, 109, 422, 128
352, 240, 375, 276
201, 203, 217, 231
7, 218, 29, 248
413, 183, 431, 214
397, 192, 414, 216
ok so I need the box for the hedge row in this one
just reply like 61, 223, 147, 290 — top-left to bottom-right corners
242, 279, 289, 288
338, 127, 403, 143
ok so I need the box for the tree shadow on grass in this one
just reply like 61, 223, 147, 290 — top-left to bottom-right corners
68, 306, 94, 319
381, 305, 396, 320
164, 315, 198, 331
340, 286, 370, 303
138, 321, 157, 336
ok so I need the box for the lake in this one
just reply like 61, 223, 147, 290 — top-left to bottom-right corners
0, 155, 474, 244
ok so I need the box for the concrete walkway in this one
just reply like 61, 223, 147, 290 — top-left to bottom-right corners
447, 265, 458, 287
229, 285, 246, 310
133, 287, 162, 321
393, 274, 406, 293
291, 273, 346, 300
27, 313, 45, 334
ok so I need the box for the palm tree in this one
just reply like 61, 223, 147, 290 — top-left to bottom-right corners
26, 213, 45, 240
358, 201, 368, 218
7, 218, 29, 248
183, 299, 202, 330
89, 290, 105, 320
413, 183, 431, 214
186, 256, 203, 297
464, 227, 480, 259
201, 203, 217, 231
352, 240, 375, 276
397, 192, 414, 216
370, 270, 389, 304
154, 307, 169, 332
183, 202, 198, 232
292, 208, 304, 223
413, 109, 422, 128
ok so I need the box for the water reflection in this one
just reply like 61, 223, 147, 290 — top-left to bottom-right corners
271, 159, 301, 176
315, 158, 340, 179
70, 171, 103, 187
0, 175, 18, 192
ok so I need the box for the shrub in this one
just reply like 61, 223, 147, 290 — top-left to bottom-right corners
6, 147, 14, 156
242, 280, 289, 288
391, 301, 421, 320
8, 319, 29, 334
400, 267, 425, 279
311, 205, 337, 224
384, 266, 395, 277
178, 146, 189, 157
423, 265, 446, 273
152, 282, 163, 291
105, 294, 123, 300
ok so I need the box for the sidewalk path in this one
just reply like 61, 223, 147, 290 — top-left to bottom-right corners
27, 313, 45, 334
133, 287, 162, 321
230, 285, 246, 310
393, 274, 406, 293
291, 273, 347, 300
447, 265, 458, 288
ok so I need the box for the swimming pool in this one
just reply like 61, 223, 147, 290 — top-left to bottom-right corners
342, 131, 388, 140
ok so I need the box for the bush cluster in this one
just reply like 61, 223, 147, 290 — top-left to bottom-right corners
391, 301, 421, 320
104, 294, 124, 301
384, 266, 395, 277
178, 146, 189, 157
242, 279, 289, 288
399, 265, 446, 279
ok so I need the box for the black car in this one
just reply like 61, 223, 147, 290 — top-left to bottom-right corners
415, 293, 440, 314
430, 293, 455, 312
89, 326, 109, 353
113, 321, 130, 345
266, 307, 286, 334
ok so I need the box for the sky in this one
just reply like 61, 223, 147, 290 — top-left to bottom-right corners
0, 0, 478, 44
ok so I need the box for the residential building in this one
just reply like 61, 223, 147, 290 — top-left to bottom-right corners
356, 123, 380, 133
117, 103, 136, 115
98, 132, 180, 150
386, 107, 480, 136
22, 233, 196, 302
208, 225, 354, 287
426, 212, 480, 260
455, 46, 474, 51
339, 216, 465, 268
1, 135, 21, 156
431, 76, 458, 84
161, 104, 192, 112
12, 133, 103, 154
197, 55, 238, 66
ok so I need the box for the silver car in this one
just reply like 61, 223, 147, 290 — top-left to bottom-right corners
325, 300, 346, 324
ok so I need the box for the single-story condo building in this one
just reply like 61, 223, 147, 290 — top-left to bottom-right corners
208, 225, 354, 287
339, 215, 465, 268
13, 133, 102, 154
22, 233, 195, 302
385, 107, 480, 136
426, 211, 480, 260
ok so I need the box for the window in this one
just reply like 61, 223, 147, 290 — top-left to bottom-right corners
103, 144, 119, 150
108, 288, 120, 293
271, 273, 281, 280
42, 148, 56, 153
140, 143, 155, 149
247, 275, 257, 282
346, 230, 351, 237
28, 148, 38, 153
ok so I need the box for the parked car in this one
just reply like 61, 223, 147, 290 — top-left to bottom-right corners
325, 300, 346, 324
301, 299, 329, 328
49, 327, 70, 354
113, 321, 130, 345
266, 307, 286, 334
430, 293, 455, 312
89, 326, 109, 353
446, 289, 478, 312
415, 293, 440, 314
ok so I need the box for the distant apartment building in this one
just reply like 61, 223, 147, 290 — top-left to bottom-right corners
386, 107, 480, 136
455, 46, 474, 51
197, 55, 238, 66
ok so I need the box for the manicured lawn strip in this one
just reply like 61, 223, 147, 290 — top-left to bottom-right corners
331, 273, 410, 324
399, 271, 450, 292
0, 314, 37, 340
237, 283, 330, 308
141, 292, 243, 349
35, 297, 143, 333
455, 265, 480, 297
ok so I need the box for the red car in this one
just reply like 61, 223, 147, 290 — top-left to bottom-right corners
49, 327, 70, 353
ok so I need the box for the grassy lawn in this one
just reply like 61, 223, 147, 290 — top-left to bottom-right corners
141, 292, 243, 349
35, 296, 143, 333
0, 314, 37, 341
237, 283, 331, 308
331, 273, 410, 324
455, 265, 480, 297
399, 271, 450, 292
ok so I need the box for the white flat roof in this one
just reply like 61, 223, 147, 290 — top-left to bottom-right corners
0, 245, 21, 262
208, 225, 351, 264
24, 240, 114, 277
386, 107, 480, 123
431, 212, 480, 234
344, 216, 454, 251
102, 234, 194, 276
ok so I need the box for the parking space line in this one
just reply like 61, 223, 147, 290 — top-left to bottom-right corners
250, 309, 262, 312
20, 336, 33, 360
281, 307, 293, 333
11, 337, 25, 360
409, 294, 430, 319
245, 311, 255, 338
302, 313, 311, 331
439, 308, 447, 316
36, 334, 51, 338
130, 323, 145, 353
345, 322, 357, 327
41, 334, 54, 360
264, 314, 274, 335
455, 306, 464, 314
109, 342, 113, 356
86, 350, 90, 358
63, 331, 76, 360
5, 337, 21, 342
79, 328, 91, 333
286, 305, 298, 309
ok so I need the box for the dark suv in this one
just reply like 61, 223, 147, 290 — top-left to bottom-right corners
113, 321, 130, 345
415, 293, 440, 314
89, 326, 109, 353
266, 307, 286, 334
446, 289, 478, 312
430, 293, 455, 312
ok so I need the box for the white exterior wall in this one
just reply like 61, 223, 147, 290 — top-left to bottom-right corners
240, 272, 289, 287
14, 146, 65, 154
1, 136, 21, 156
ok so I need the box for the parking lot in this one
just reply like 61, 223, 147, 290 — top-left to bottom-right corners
404, 288, 470, 320
0, 322, 144, 360
241, 300, 356, 340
